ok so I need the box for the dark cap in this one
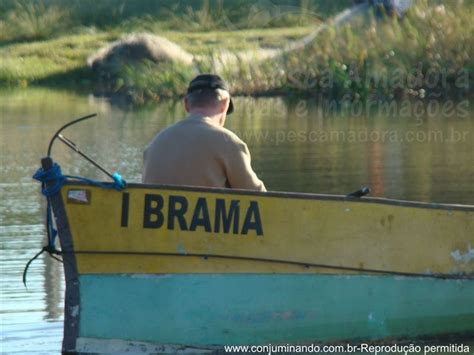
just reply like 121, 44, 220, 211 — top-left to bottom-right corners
186, 74, 234, 114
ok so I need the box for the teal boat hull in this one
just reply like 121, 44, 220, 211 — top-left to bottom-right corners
78, 274, 474, 347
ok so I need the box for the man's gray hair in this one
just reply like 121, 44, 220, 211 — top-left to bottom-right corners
186, 88, 230, 109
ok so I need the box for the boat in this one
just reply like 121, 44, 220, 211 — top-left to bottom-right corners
35, 156, 473, 353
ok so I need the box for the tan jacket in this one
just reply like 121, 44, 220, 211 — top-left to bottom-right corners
142, 115, 266, 191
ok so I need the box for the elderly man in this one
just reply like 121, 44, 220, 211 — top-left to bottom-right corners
142, 74, 266, 191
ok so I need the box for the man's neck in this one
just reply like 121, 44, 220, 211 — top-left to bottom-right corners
188, 112, 224, 126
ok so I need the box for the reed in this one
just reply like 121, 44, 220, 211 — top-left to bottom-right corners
1, 0, 70, 41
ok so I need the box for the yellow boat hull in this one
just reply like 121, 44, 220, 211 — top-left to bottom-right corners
62, 183, 474, 276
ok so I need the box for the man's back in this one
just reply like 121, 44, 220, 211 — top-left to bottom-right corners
143, 115, 266, 191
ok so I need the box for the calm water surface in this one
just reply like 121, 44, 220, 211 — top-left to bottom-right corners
1, 89, 473, 353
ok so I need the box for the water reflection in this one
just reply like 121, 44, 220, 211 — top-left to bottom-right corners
43, 250, 63, 321
0, 88, 473, 331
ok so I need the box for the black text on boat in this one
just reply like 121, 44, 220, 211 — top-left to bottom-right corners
121, 193, 264, 236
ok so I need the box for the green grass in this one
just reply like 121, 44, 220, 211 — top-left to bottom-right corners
0, 32, 119, 86
0, 26, 315, 87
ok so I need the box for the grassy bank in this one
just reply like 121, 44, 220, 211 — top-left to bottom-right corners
0, 26, 313, 86
0, 0, 472, 103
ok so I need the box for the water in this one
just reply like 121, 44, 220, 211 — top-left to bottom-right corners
1, 88, 473, 353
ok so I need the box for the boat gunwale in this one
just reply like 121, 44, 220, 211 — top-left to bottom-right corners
64, 181, 474, 212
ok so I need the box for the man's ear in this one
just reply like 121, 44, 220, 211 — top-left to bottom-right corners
221, 97, 230, 114
184, 96, 190, 112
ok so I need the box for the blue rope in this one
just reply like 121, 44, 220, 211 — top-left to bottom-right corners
62, 172, 126, 191
33, 163, 127, 195
32, 163, 66, 197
